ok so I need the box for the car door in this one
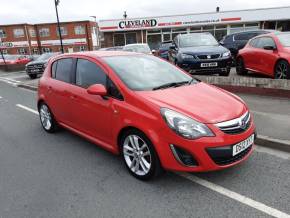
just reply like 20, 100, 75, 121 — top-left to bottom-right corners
47, 58, 75, 126
255, 37, 278, 76
68, 57, 119, 144
243, 38, 260, 70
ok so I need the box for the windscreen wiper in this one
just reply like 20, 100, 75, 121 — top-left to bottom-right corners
152, 81, 191, 90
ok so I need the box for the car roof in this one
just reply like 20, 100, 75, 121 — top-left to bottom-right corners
54, 51, 143, 59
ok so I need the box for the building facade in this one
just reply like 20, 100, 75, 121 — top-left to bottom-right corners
98, 6, 290, 49
0, 21, 99, 55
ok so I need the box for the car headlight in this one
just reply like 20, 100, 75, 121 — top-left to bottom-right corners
222, 51, 231, 57
181, 53, 195, 60
161, 108, 214, 139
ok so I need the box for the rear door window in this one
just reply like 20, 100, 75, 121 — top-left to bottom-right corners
54, 58, 74, 83
75, 58, 107, 88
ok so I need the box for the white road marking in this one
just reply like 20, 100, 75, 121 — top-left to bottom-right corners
0, 96, 2, 99
177, 173, 290, 218
0, 78, 20, 86
16, 104, 39, 115
255, 145, 290, 160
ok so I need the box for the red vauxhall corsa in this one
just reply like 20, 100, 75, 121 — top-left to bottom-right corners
236, 32, 290, 79
38, 51, 256, 180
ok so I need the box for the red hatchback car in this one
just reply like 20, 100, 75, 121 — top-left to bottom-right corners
236, 32, 290, 79
38, 51, 256, 180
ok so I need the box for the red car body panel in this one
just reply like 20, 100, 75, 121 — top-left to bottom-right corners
238, 33, 290, 78
38, 51, 255, 172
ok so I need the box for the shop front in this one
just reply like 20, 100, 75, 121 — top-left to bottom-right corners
99, 6, 290, 49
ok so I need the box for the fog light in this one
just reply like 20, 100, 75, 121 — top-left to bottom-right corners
170, 144, 198, 167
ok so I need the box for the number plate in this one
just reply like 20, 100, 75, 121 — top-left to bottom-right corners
232, 134, 254, 156
201, 62, 218, 68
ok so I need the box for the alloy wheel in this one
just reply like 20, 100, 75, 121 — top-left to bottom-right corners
123, 135, 152, 176
40, 104, 52, 130
275, 62, 288, 79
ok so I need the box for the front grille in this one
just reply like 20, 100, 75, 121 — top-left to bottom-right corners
26, 64, 44, 72
216, 111, 251, 135
207, 145, 252, 166
196, 54, 221, 60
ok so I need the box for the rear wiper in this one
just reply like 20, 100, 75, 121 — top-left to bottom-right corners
152, 81, 190, 90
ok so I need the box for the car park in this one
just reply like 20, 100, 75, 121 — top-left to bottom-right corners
123, 43, 152, 54
168, 32, 232, 76
25, 53, 59, 79
38, 51, 255, 180
236, 32, 290, 79
157, 41, 172, 60
220, 30, 278, 63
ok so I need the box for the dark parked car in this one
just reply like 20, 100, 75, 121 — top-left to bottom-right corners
220, 30, 278, 62
168, 32, 232, 76
158, 41, 172, 60
25, 53, 59, 79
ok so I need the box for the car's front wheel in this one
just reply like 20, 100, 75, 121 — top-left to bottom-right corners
120, 129, 162, 180
274, 60, 289, 79
38, 102, 58, 133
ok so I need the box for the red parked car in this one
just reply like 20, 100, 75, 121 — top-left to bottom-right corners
236, 32, 290, 79
38, 51, 256, 180
0, 55, 32, 65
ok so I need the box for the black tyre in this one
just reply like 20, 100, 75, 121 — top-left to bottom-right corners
38, 102, 58, 133
29, 74, 37, 79
120, 129, 163, 181
219, 68, 231, 77
274, 60, 290, 79
236, 57, 248, 75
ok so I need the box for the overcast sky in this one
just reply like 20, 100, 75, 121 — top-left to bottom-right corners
1, 0, 290, 24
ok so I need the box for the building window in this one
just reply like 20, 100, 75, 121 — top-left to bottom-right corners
29, 28, 36, 37
32, 48, 39, 54
13, 28, 25, 38
79, 46, 86, 51
42, 47, 52, 53
113, 32, 137, 46
56, 27, 68, 36
18, 48, 27, 54
39, 28, 50, 37
74, 25, 85, 35
0, 29, 7, 38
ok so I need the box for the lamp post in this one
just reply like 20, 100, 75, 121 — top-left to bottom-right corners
54, 0, 64, 53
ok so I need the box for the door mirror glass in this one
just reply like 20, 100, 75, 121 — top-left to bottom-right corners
263, 45, 276, 50
87, 84, 107, 96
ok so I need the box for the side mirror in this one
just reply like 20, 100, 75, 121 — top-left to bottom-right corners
263, 45, 276, 50
87, 84, 107, 96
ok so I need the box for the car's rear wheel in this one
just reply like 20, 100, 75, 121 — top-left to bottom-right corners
29, 74, 37, 79
236, 57, 248, 75
39, 103, 58, 133
120, 129, 162, 180
274, 60, 289, 79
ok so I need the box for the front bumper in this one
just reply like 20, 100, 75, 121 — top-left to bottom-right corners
25, 64, 45, 75
152, 117, 256, 172
178, 57, 232, 74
